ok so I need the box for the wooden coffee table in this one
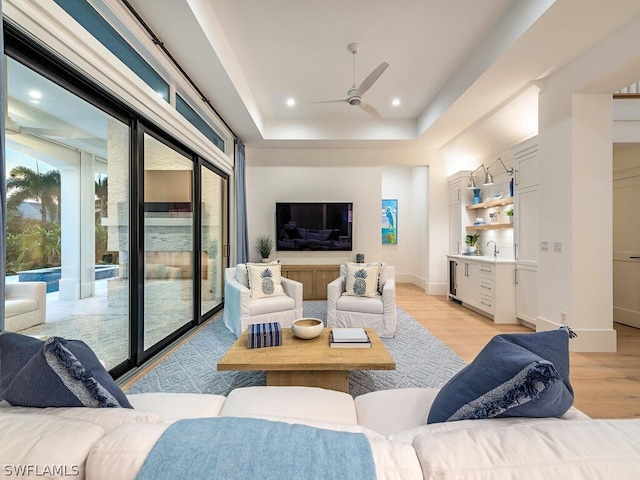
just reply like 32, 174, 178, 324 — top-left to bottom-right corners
217, 327, 395, 392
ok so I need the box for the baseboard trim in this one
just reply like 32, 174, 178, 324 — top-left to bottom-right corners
427, 282, 447, 296
536, 317, 617, 352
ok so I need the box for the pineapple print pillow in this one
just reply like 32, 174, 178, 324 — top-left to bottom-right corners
344, 263, 381, 297
247, 263, 286, 299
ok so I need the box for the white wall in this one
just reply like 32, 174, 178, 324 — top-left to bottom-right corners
382, 166, 428, 284
245, 148, 437, 287
534, 15, 640, 351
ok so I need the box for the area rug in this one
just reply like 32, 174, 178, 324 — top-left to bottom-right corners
125, 302, 467, 397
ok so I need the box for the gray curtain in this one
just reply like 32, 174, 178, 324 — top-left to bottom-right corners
1, 2, 6, 332
235, 140, 249, 264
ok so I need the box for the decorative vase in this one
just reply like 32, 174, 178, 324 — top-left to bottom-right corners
468, 246, 476, 254
473, 189, 481, 204
261, 258, 271, 263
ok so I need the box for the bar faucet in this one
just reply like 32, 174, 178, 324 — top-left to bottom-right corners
487, 241, 499, 258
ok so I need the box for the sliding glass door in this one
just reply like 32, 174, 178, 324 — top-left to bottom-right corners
142, 133, 195, 350
4, 56, 131, 370
5, 31, 229, 377
200, 164, 227, 317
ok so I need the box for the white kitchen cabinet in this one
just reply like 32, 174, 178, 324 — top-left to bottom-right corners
515, 264, 538, 326
514, 186, 538, 264
448, 255, 516, 323
512, 137, 539, 324
455, 259, 480, 307
448, 173, 471, 255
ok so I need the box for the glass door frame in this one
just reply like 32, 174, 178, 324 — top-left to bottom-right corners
5, 21, 231, 377
198, 159, 229, 323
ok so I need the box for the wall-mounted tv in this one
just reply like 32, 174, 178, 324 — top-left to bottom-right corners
276, 202, 353, 251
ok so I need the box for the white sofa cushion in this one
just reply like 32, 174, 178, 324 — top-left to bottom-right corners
337, 294, 384, 314
0, 401, 161, 432
87, 415, 424, 480
5, 298, 38, 317
390, 406, 589, 444
87, 422, 168, 480
0, 413, 106, 479
219, 386, 358, 425
126, 392, 226, 423
355, 388, 440, 437
249, 294, 295, 316
413, 418, 640, 479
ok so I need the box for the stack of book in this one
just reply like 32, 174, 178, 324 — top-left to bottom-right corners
329, 328, 371, 348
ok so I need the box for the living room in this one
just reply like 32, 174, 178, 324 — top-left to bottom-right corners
2, 0, 640, 477
4, 0, 639, 355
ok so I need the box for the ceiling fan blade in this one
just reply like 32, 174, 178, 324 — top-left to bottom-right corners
356, 62, 389, 96
359, 101, 383, 119
20, 127, 74, 138
307, 99, 349, 104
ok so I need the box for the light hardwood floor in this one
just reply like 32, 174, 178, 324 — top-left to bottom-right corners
397, 283, 640, 419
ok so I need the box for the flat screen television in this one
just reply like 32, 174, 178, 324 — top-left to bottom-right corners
276, 202, 353, 251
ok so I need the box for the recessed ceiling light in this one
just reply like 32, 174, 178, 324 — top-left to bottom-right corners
392, 98, 401, 106
28, 90, 42, 99
286, 98, 296, 107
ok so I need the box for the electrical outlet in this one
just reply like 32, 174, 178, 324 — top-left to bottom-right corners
560, 311, 567, 324
553, 241, 562, 252
541, 241, 549, 251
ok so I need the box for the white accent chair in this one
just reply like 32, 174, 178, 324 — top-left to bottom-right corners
4, 282, 47, 332
223, 264, 303, 338
326, 264, 397, 338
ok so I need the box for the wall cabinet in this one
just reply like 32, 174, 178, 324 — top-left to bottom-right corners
512, 137, 539, 324
280, 264, 340, 300
448, 172, 474, 254
448, 255, 516, 323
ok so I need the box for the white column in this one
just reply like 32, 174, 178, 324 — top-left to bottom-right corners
59, 152, 96, 300
80, 152, 96, 298
58, 164, 81, 301
537, 91, 616, 352
570, 94, 615, 351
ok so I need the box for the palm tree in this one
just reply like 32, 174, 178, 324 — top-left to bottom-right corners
6, 165, 61, 222
95, 176, 108, 218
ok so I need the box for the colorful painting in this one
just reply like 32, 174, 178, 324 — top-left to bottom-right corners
381, 199, 398, 244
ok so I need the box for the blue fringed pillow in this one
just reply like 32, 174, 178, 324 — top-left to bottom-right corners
0, 332, 45, 400
427, 328, 574, 424
1, 334, 132, 408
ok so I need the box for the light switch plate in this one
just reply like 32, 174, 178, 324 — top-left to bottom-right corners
541, 241, 549, 251
553, 241, 562, 252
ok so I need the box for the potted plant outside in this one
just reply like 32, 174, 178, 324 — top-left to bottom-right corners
465, 234, 480, 254
255, 234, 274, 262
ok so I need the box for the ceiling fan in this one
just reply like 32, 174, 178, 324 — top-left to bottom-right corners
5, 113, 74, 138
310, 42, 389, 119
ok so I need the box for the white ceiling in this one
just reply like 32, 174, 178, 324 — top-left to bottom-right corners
124, 0, 640, 152
12, 0, 640, 160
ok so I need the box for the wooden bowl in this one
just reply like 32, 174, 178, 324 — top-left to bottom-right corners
292, 318, 324, 339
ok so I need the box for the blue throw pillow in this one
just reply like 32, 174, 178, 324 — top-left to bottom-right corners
427, 328, 574, 424
0, 332, 45, 400
2, 335, 132, 408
